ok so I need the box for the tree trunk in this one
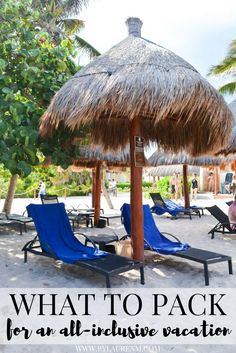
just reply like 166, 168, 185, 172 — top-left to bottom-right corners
2, 174, 18, 214
130, 118, 144, 261
183, 164, 190, 208
101, 181, 114, 209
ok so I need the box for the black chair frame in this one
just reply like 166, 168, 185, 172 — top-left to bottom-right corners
22, 233, 145, 288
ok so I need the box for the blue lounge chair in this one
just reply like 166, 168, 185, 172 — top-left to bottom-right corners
22, 203, 144, 287
150, 193, 201, 219
121, 203, 233, 285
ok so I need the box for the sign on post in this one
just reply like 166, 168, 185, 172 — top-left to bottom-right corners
134, 136, 145, 167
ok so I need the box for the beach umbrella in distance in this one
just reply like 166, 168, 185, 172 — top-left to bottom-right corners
215, 99, 236, 177
40, 17, 233, 261
216, 99, 236, 156
148, 151, 235, 207
73, 145, 131, 218
149, 165, 200, 177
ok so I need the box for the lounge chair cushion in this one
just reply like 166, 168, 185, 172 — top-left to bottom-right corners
121, 203, 190, 255
27, 203, 106, 263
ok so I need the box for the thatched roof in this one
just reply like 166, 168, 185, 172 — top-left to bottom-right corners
73, 145, 131, 168
148, 150, 235, 167
149, 165, 200, 177
40, 17, 233, 156
216, 99, 236, 155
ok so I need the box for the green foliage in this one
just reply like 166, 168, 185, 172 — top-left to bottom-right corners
31, 0, 100, 58
0, 164, 92, 198
156, 177, 171, 198
144, 177, 172, 199
0, 0, 80, 177
208, 39, 236, 95
117, 181, 153, 192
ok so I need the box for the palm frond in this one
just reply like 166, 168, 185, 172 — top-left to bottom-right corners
208, 57, 236, 76
228, 39, 236, 56
75, 35, 100, 58
60, 0, 89, 15
218, 82, 236, 95
57, 17, 85, 34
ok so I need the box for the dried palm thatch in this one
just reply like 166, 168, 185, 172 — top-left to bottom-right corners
72, 145, 131, 168
148, 150, 235, 167
216, 99, 236, 155
149, 165, 200, 177
40, 18, 233, 156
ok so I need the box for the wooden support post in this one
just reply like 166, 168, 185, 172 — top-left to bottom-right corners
94, 162, 102, 226
183, 164, 190, 208
214, 167, 219, 195
92, 169, 96, 208
233, 161, 236, 176
130, 118, 144, 261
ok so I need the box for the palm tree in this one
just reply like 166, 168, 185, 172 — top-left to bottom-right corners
33, 0, 100, 58
208, 39, 236, 94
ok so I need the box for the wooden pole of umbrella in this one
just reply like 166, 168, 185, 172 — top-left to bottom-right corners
214, 166, 219, 195
130, 117, 144, 261
183, 164, 190, 208
91, 168, 96, 208
94, 162, 102, 226
233, 161, 236, 177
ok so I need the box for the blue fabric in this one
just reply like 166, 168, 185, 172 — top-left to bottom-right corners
27, 203, 106, 263
151, 199, 189, 217
121, 203, 190, 255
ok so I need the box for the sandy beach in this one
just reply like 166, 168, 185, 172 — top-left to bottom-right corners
0, 193, 235, 352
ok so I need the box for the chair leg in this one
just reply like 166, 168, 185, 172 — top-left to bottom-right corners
19, 224, 23, 235
24, 251, 28, 263
24, 223, 27, 233
204, 263, 209, 286
228, 259, 233, 275
105, 275, 111, 288
140, 266, 145, 285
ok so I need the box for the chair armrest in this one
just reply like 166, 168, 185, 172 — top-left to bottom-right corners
74, 232, 98, 249
162, 232, 181, 243
111, 231, 119, 242
144, 238, 155, 251
22, 235, 38, 251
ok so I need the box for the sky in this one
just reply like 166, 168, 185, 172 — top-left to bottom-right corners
78, 0, 236, 104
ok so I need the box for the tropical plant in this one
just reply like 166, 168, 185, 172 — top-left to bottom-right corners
0, 0, 83, 212
32, 0, 100, 58
208, 39, 236, 94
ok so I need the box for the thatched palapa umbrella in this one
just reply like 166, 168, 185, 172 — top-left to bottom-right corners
40, 18, 232, 261
216, 99, 236, 156
149, 165, 200, 177
148, 150, 235, 207
73, 146, 131, 222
